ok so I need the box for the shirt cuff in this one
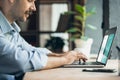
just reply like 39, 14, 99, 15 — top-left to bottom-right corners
30, 52, 48, 70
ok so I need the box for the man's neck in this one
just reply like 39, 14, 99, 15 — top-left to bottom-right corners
0, 9, 14, 24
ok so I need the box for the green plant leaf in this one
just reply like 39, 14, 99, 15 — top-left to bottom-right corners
75, 15, 84, 22
75, 4, 86, 16
86, 24, 97, 30
72, 22, 82, 27
66, 27, 81, 32
86, 7, 96, 17
64, 4, 97, 41
75, 4, 84, 13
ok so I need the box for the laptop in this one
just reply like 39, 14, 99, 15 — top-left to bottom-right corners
63, 27, 117, 68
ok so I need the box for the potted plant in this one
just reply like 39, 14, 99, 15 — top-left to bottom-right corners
65, 4, 96, 41
65, 3, 96, 58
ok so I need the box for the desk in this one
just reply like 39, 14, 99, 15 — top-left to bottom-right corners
23, 60, 120, 80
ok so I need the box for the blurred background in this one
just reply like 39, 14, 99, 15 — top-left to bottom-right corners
17, 0, 120, 59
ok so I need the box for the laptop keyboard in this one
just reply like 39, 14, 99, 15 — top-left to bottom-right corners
72, 61, 102, 65
81, 62, 102, 65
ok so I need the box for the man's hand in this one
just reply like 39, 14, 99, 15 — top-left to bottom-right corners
43, 51, 87, 69
62, 51, 87, 64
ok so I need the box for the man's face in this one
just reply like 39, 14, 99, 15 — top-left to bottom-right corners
11, 0, 36, 22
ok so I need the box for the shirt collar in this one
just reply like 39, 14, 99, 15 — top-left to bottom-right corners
11, 22, 21, 32
0, 11, 21, 34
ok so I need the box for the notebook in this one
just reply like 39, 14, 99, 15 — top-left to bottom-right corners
63, 27, 117, 68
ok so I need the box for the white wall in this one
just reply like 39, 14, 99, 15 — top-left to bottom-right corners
110, 0, 120, 59
85, 0, 103, 54
86, 0, 120, 59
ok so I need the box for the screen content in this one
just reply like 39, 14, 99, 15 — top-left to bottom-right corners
97, 34, 115, 64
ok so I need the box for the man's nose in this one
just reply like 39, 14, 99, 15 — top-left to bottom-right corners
31, 3, 36, 11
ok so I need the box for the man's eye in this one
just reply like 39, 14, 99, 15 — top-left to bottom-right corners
28, 0, 33, 2
28, 0, 36, 3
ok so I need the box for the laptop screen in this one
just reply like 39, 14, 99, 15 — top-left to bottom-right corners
97, 27, 117, 65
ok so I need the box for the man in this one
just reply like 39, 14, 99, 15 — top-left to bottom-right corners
0, 0, 87, 80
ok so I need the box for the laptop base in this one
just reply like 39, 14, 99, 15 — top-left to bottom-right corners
63, 64, 104, 68
62, 61, 104, 68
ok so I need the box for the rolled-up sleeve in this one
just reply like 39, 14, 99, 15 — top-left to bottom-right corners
0, 11, 52, 79
30, 51, 48, 70
0, 34, 50, 75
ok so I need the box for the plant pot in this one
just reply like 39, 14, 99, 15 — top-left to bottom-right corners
74, 38, 93, 58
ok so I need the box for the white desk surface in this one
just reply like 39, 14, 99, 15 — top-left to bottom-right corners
23, 59, 120, 80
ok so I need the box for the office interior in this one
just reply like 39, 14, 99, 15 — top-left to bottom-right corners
18, 0, 120, 59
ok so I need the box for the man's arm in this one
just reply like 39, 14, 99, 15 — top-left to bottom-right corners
43, 51, 87, 69
22, 51, 87, 80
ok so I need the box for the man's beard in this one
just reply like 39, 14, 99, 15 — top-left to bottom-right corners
25, 11, 33, 16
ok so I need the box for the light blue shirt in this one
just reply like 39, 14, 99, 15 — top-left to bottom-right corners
0, 11, 51, 80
